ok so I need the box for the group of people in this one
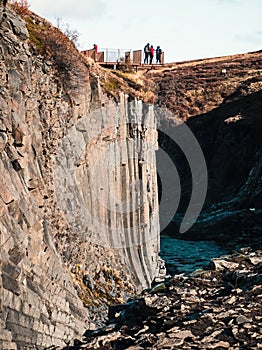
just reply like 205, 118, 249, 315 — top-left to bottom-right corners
144, 43, 162, 64
91, 43, 163, 65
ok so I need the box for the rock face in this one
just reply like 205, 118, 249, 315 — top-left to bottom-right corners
0, 0, 8, 7
54, 98, 160, 290
0, 6, 160, 349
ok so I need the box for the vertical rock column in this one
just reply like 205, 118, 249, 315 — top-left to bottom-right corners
54, 95, 160, 290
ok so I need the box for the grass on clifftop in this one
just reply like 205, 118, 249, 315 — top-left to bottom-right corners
11, 1, 88, 90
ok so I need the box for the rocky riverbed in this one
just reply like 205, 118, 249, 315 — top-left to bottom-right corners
64, 247, 262, 349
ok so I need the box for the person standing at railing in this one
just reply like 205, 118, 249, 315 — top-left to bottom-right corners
149, 45, 154, 64
93, 44, 98, 61
144, 43, 150, 64
156, 46, 162, 64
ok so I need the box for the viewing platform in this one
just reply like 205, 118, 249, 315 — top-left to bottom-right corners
81, 47, 165, 71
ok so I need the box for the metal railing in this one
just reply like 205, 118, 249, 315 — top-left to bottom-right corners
82, 48, 164, 65
82, 48, 142, 64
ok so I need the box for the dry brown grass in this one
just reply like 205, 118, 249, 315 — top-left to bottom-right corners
11, 3, 89, 90
10, 0, 30, 15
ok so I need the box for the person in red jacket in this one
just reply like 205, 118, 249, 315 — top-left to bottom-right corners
149, 45, 154, 64
93, 44, 98, 53
93, 44, 98, 61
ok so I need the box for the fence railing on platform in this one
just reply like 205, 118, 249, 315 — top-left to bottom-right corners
82, 48, 164, 65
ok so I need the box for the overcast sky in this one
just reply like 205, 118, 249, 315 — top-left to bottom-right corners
28, 0, 262, 63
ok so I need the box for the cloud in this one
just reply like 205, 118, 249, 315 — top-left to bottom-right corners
30, 0, 107, 20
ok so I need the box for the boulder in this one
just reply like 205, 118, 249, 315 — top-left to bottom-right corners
208, 258, 239, 271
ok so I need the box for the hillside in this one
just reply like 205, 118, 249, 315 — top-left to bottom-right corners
148, 51, 262, 118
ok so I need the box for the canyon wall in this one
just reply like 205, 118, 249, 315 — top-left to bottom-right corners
149, 53, 262, 241
0, 5, 160, 349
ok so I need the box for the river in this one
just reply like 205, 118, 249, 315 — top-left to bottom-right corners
160, 235, 228, 275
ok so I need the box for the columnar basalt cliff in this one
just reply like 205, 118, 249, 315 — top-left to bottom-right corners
72, 55, 262, 350
0, 4, 160, 349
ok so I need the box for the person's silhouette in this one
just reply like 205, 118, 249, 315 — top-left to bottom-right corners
156, 46, 162, 64
144, 43, 150, 64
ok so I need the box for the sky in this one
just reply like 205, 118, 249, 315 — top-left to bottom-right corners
28, 0, 262, 63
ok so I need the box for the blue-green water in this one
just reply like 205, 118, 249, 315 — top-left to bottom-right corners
160, 235, 228, 275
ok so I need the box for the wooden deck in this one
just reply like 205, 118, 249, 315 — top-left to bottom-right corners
98, 61, 166, 71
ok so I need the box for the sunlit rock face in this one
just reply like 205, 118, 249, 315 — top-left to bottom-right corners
0, 6, 160, 349
54, 97, 160, 289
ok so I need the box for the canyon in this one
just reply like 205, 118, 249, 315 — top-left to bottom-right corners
0, 1, 261, 349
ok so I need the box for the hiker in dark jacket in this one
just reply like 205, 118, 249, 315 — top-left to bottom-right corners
144, 43, 150, 64
156, 46, 162, 64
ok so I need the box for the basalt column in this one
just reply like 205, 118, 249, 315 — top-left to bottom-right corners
54, 96, 161, 290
